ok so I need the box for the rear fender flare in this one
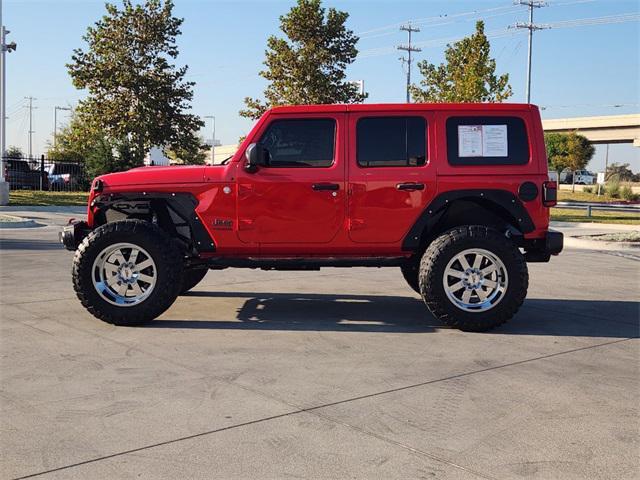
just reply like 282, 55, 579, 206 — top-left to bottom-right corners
402, 189, 535, 251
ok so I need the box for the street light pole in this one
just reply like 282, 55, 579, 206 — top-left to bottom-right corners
0, 0, 17, 205
53, 106, 71, 148
0, 0, 4, 167
204, 115, 215, 163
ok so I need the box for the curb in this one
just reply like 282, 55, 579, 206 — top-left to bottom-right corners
0, 206, 86, 214
0, 214, 44, 229
551, 221, 639, 231
563, 236, 639, 252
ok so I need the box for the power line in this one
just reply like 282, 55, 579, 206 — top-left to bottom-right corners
356, 0, 597, 39
540, 102, 640, 110
358, 5, 519, 38
547, 12, 640, 28
357, 10, 637, 60
397, 23, 421, 103
359, 8, 522, 41
359, 28, 520, 59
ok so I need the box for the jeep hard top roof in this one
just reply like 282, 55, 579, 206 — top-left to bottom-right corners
269, 103, 538, 114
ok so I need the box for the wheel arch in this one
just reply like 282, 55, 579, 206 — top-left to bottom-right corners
403, 189, 535, 252
91, 192, 215, 255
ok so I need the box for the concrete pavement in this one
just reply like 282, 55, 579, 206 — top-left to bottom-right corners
0, 213, 638, 479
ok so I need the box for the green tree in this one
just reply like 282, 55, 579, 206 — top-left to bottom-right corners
67, 0, 203, 165
165, 136, 209, 165
606, 163, 638, 182
545, 131, 595, 191
240, 0, 365, 120
4, 146, 23, 158
545, 132, 595, 174
409, 21, 512, 103
48, 113, 141, 178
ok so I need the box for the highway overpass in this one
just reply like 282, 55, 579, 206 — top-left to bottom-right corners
542, 114, 640, 146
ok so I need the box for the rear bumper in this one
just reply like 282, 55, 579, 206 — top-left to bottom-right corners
524, 229, 563, 262
545, 229, 564, 255
59, 220, 91, 251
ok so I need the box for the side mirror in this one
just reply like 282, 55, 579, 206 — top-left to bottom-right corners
245, 143, 268, 173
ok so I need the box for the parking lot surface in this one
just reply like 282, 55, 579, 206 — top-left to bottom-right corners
1, 218, 638, 479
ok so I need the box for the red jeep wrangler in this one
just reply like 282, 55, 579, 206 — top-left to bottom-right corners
61, 103, 562, 331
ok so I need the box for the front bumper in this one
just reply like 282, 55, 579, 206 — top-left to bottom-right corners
59, 220, 91, 251
524, 229, 564, 262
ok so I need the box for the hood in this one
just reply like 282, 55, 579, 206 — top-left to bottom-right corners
97, 165, 207, 187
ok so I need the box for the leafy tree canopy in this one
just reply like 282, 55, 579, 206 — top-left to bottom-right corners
4, 146, 23, 158
606, 162, 639, 182
49, 113, 142, 178
240, 0, 365, 120
545, 132, 595, 173
410, 21, 512, 103
67, 0, 203, 165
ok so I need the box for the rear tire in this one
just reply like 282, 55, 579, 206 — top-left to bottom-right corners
419, 225, 528, 332
72, 220, 183, 326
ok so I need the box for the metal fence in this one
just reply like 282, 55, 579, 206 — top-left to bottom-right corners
1, 155, 90, 192
556, 201, 640, 217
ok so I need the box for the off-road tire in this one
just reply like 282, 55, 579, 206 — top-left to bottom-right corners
419, 225, 528, 332
72, 220, 184, 326
180, 267, 208, 294
400, 259, 420, 294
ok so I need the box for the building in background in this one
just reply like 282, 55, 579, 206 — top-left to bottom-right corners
144, 146, 170, 166
211, 144, 238, 164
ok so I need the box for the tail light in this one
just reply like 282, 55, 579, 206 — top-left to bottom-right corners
542, 181, 557, 207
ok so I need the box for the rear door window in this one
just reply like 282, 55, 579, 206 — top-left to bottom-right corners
357, 117, 427, 167
446, 116, 530, 166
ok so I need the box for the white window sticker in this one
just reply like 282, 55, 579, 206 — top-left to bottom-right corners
458, 124, 509, 157
482, 125, 508, 157
458, 125, 483, 157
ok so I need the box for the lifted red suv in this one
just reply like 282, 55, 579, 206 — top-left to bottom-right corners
61, 103, 562, 331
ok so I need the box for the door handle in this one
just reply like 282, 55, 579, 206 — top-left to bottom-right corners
312, 183, 340, 191
396, 182, 425, 191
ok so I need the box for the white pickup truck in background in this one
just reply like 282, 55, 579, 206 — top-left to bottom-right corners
559, 169, 595, 185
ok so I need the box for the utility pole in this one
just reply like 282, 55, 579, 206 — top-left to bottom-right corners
397, 23, 421, 103
1, 0, 17, 205
204, 115, 215, 163
512, 1, 548, 103
25, 96, 36, 158
53, 106, 71, 147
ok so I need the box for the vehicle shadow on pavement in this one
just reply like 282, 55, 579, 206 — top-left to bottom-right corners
148, 291, 639, 338
0, 238, 61, 250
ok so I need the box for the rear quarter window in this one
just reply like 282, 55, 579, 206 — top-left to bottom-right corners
446, 116, 530, 166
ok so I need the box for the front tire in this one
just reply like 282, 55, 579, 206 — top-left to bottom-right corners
419, 226, 528, 332
180, 267, 208, 294
400, 259, 420, 294
72, 220, 184, 326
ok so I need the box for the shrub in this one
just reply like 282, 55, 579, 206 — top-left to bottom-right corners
606, 175, 621, 198
583, 186, 594, 193
620, 185, 639, 201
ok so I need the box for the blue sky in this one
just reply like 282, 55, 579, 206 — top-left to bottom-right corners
3, 0, 639, 171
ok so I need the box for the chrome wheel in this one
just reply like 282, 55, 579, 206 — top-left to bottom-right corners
92, 242, 157, 307
442, 248, 508, 313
